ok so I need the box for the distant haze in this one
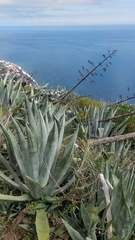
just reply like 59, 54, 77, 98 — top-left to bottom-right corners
0, 0, 135, 26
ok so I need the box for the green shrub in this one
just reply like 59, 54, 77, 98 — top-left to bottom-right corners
111, 103, 135, 134
71, 97, 103, 109
70, 97, 103, 122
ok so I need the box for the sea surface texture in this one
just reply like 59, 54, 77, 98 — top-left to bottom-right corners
0, 25, 135, 103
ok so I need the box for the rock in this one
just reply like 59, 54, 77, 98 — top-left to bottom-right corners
0, 60, 38, 87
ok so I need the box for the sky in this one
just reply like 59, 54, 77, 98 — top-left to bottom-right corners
0, 0, 135, 26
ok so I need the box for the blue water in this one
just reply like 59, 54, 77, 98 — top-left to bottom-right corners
0, 25, 135, 103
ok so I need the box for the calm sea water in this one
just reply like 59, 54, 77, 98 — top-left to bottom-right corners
0, 25, 135, 103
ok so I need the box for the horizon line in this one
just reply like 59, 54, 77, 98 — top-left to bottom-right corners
0, 23, 135, 27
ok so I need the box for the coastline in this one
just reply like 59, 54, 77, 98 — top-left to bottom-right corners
0, 60, 38, 87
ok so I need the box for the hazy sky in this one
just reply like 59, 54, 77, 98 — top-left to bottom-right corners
0, 0, 135, 26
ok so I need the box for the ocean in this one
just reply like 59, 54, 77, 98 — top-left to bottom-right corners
0, 25, 135, 104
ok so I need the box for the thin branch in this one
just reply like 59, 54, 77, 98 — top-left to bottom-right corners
109, 95, 135, 106
92, 132, 135, 147
99, 110, 135, 123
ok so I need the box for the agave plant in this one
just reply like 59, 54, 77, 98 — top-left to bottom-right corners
97, 159, 135, 240
0, 96, 78, 239
62, 158, 135, 240
110, 164, 135, 239
0, 97, 78, 197
45, 85, 68, 102
0, 74, 24, 109
62, 201, 99, 240
73, 103, 129, 156
84, 103, 128, 139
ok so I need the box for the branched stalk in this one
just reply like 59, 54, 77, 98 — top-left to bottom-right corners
59, 50, 116, 100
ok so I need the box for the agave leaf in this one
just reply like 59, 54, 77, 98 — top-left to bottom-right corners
116, 205, 132, 238
51, 104, 66, 121
65, 115, 77, 126
0, 78, 4, 101
25, 96, 38, 144
46, 109, 54, 131
111, 175, 126, 222
78, 124, 87, 141
51, 113, 65, 172
98, 128, 104, 138
35, 208, 49, 240
11, 117, 30, 175
117, 124, 127, 136
91, 105, 97, 123
53, 126, 78, 184
13, 76, 22, 89
112, 173, 119, 188
8, 76, 20, 103
40, 97, 48, 116
126, 168, 135, 206
7, 84, 13, 104
6, 139, 17, 166
92, 106, 99, 136
111, 117, 129, 136
0, 153, 29, 193
0, 123, 26, 178
3, 78, 13, 106
81, 202, 98, 239
108, 108, 117, 118
109, 237, 123, 240
87, 116, 91, 139
19, 224, 32, 232
103, 121, 114, 138
44, 113, 49, 135
62, 219, 84, 240
100, 203, 110, 226
57, 113, 65, 151
26, 125, 39, 182
63, 214, 86, 238
0, 171, 20, 189
55, 226, 68, 238
26, 176, 42, 200
31, 100, 38, 119
53, 175, 75, 195
112, 159, 119, 175
115, 141, 125, 161
39, 121, 58, 187
11, 79, 23, 106
122, 168, 135, 209
3, 72, 9, 84
1, 87, 9, 107
99, 104, 108, 128
111, 171, 135, 238
43, 127, 78, 195
37, 111, 48, 169
128, 200, 135, 238
0, 193, 32, 201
